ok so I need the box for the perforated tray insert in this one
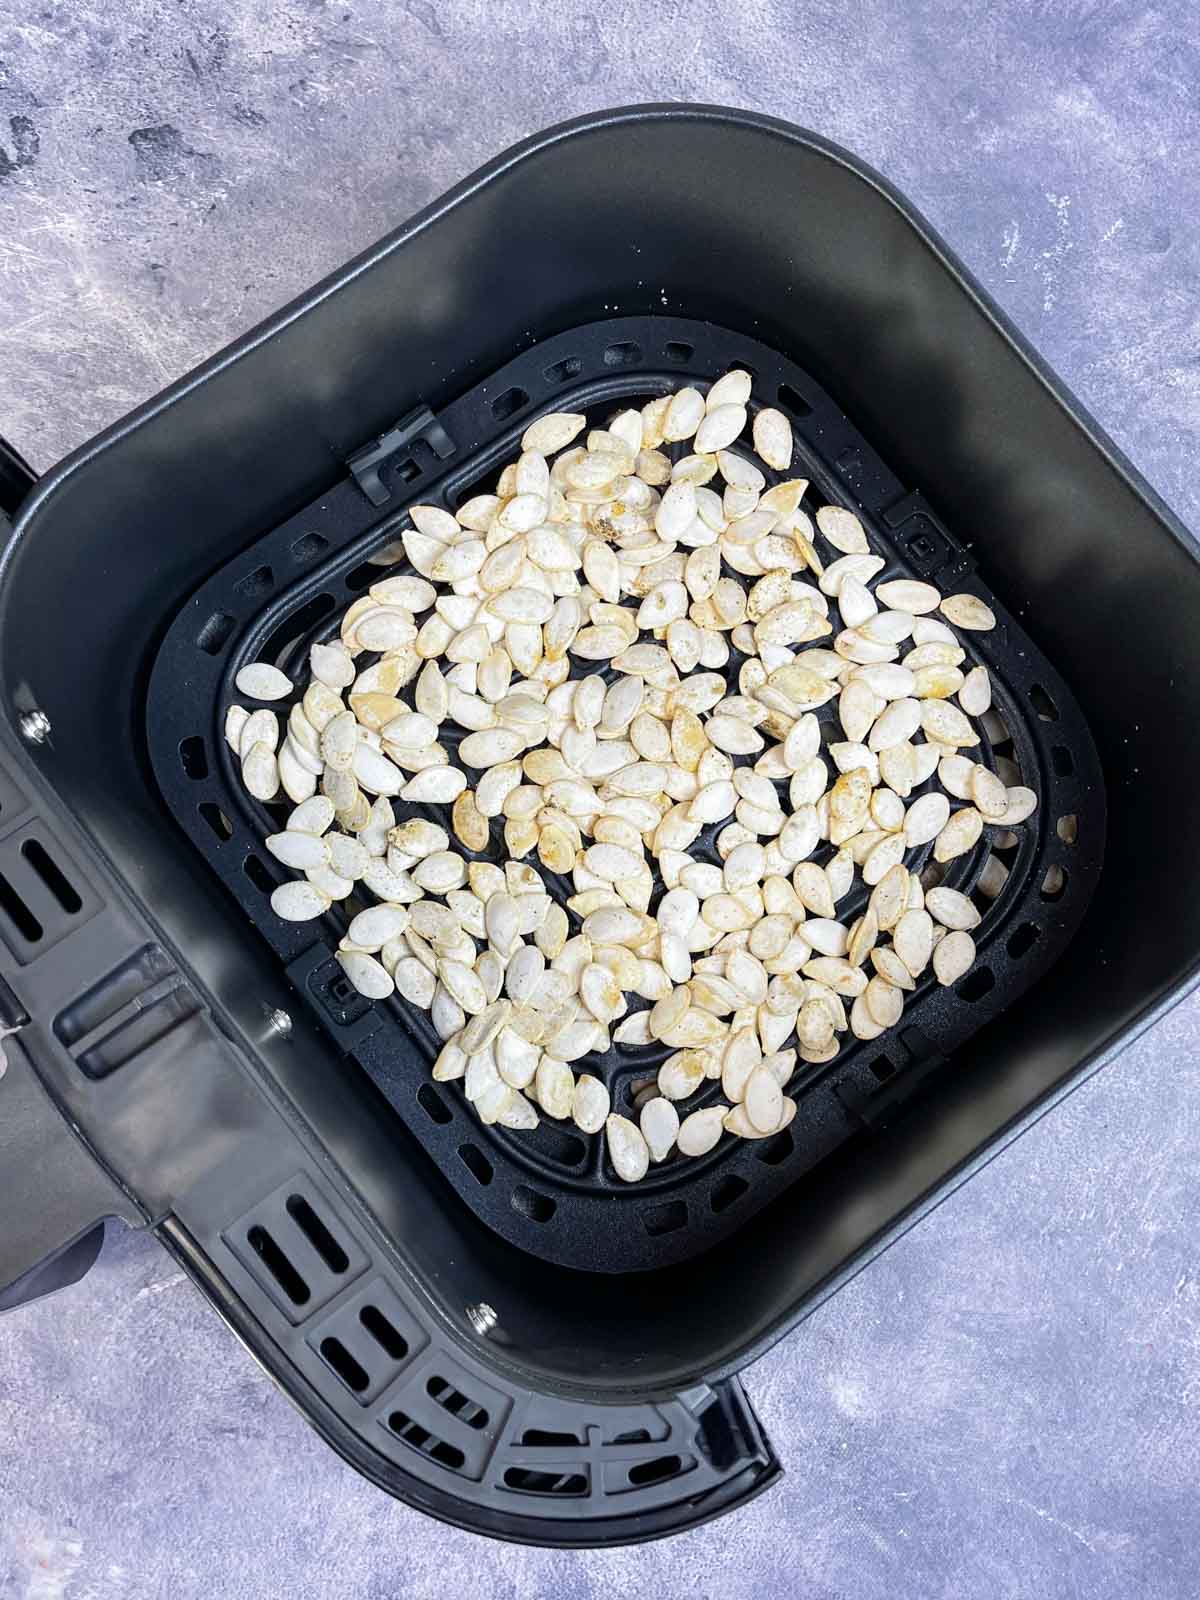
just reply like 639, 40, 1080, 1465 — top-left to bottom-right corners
149, 316, 1105, 1272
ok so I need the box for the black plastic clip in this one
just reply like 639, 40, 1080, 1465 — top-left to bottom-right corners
346, 406, 456, 506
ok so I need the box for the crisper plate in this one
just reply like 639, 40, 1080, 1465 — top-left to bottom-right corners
148, 316, 1104, 1271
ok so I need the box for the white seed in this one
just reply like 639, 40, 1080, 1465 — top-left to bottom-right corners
402, 767, 467, 804
269, 878, 330, 924
242, 743, 280, 801
934, 807, 984, 862
933, 929, 977, 986
265, 831, 328, 870
523, 411, 586, 453
664, 387, 705, 442
606, 1115, 650, 1182
288, 795, 335, 835
875, 579, 940, 614
537, 1056, 575, 1120
236, 662, 293, 701
904, 791, 951, 848
959, 665, 991, 716
337, 950, 394, 999
1001, 786, 1039, 825
925, 887, 982, 930
940, 593, 996, 630
572, 1073, 610, 1134
894, 909, 934, 976
815, 505, 868, 554
677, 1105, 726, 1157
753, 408, 792, 470
695, 403, 747, 454
743, 1065, 783, 1133
640, 1097, 680, 1162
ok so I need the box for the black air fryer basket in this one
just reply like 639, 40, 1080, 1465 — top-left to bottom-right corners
1, 106, 1195, 1546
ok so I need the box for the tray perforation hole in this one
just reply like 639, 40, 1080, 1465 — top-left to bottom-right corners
957, 965, 996, 1002
1007, 922, 1040, 959
426, 1375, 489, 1430
285, 1193, 350, 1274
344, 559, 381, 592
235, 564, 275, 601
197, 611, 236, 656
603, 340, 641, 368
1051, 745, 1074, 778
198, 802, 234, 842
491, 386, 529, 421
710, 1173, 748, 1213
869, 1054, 896, 1082
502, 1465, 589, 1495
511, 1185, 556, 1223
246, 1224, 309, 1305
360, 1304, 408, 1361
1056, 813, 1078, 846
320, 1335, 370, 1394
628, 1452, 687, 1487
291, 532, 329, 563
387, 1411, 465, 1471
756, 1128, 794, 1166
544, 355, 583, 384
417, 1083, 453, 1124
777, 381, 813, 418
458, 1143, 493, 1186
643, 1199, 687, 1237
243, 853, 274, 895
178, 736, 208, 780
663, 341, 693, 363
1029, 683, 1059, 722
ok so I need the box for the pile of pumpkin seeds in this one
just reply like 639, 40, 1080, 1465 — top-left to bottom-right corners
224, 371, 1038, 1183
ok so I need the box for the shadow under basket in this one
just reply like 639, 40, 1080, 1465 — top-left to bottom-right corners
0, 106, 1196, 1546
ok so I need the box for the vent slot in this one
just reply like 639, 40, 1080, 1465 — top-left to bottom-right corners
246, 1225, 310, 1306
0, 868, 42, 943
244, 853, 275, 895
416, 1083, 453, 1125
1030, 683, 1059, 722
20, 840, 83, 915
511, 1185, 555, 1223
178, 736, 208, 781
234, 564, 274, 601
199, 802, 233, 841
491, 386, 528, 421
1006, 922, 1040, 960
285, 1194, 350, 1274
502, 1465, 588, 1496
603, 340, 641, 367
664, 340, 693, 363
426, 1375, 489, 1430
320, 1336, 370, 1394
197, 611, 236, 656
343, 558, 381, 592
544, 355, 582, 384
291, 532, 329, 562
777, 381, 813, 417
756, 1129, 794, 1167
710, 1174, 748, 1213
957, 966, 996, 1002
76, 984, 201, 1081
386, 1411, 466, 1472
643, 1200, 687, 1236
360, 1304, 408, 1361
458, 1143, 493, 1186
628, 1453, 686, 1487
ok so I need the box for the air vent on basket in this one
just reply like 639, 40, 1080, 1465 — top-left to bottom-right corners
502, 1465, 588, 1496
386, 1411, 466, 1473
426, 1375, 489, 1431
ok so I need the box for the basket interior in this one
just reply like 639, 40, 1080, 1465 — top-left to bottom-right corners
148, 317, 1103, 1274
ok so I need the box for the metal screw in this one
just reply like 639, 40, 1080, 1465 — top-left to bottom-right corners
466, 1302, 497, 1336
265, 1008, 293, 1040
18, 709, 50, 744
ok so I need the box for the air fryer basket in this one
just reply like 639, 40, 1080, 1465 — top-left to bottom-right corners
149, 315, 1102, 1272
1, 106, 1198, 1546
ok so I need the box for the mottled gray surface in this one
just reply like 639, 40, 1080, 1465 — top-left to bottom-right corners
1, 1, 1199, 1595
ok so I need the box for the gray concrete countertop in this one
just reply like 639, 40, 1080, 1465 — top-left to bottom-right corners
1, 2, 1198, 1595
